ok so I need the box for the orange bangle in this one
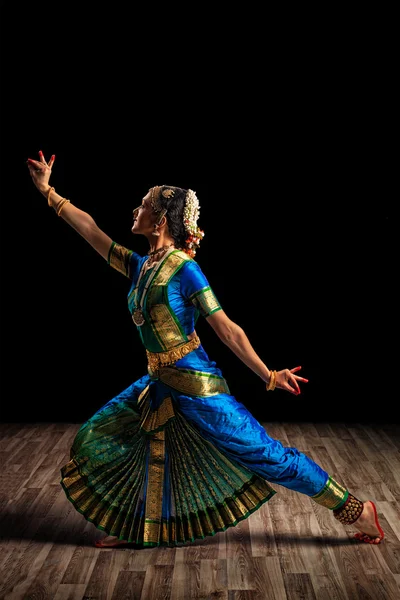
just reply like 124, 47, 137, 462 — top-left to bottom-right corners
47, 186, 55, 207
57, 199, 70, 216
266, 370, 277, 391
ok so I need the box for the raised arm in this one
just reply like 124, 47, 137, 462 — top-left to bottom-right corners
27, 151, 112, 260
206, 309, 308, 395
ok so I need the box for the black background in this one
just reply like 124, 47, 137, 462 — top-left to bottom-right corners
1, 5, 396, 424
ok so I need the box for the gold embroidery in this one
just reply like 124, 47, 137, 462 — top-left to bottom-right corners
108, 243, 133, 278
144, 520, 164, 544
149, 305, 185, 347
60, 405, 277, 547
190, 287, 221, 318
140, 395, 176, 433
162, 520, 175, 543
137, 249, 191, 344
146, 335, 201, 375
144, 430, 165, 544
311, 476, 348, 509
159, 366, 230, 397
152, 250, 190, 285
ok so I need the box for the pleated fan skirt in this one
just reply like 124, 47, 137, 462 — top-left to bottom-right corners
60, 370, 280, 547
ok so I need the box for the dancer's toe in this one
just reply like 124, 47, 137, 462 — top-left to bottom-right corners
95, 536, 129, 548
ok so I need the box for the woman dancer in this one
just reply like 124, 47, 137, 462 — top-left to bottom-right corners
26, 150, 385, 547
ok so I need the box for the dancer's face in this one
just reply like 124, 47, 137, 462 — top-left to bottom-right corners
131, 191, 155, 234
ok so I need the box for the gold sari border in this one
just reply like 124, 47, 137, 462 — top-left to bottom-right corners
143, 475, 276, 545
143, 430, 166, 545
60, 459, 276, 547
311, 475, 349, 510
151, 250, 191, 286
159, 366, 230, 397
140, 395, 176, 434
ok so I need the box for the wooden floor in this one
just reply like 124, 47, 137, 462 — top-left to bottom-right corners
0, 421, 399, 600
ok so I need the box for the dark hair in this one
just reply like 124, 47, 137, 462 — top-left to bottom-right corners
159, 186, 189, 251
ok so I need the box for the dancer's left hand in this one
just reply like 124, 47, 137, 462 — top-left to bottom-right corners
276, 366, 308, 395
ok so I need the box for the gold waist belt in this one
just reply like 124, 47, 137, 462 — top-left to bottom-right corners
146, 334, 201, 375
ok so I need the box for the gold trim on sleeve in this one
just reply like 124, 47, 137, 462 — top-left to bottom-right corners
108, 243, 133, 278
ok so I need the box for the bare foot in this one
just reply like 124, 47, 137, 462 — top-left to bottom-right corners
353, 501, 385, 544
95, 536, 129, 548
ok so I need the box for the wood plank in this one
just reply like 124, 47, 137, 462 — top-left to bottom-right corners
252, 556, 288, 600
1, 421, 399, 600
199, 558, 228, 599
53, 583, 88, 599
226, 518, 256, 590
140, 564, 174, 599
82, 546, 131, 600
282, 573, 317, 599
111, 570, 146, 599
170, 561, 200, 599
268, 494, 306, 575
21, 541, 76, 599
248, 504, 277, 557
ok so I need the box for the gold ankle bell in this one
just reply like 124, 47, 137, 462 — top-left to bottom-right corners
333, 494, 364, 524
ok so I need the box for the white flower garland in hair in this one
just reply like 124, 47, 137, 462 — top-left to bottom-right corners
183, 189, 205, 257
183, 190, 200, 234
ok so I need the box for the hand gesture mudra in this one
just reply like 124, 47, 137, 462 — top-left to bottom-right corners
26, 150, 55, 193
269, 366, 308, 396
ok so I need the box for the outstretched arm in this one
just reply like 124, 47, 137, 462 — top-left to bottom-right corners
27, 151, 112, 260
206, 309, 307, 395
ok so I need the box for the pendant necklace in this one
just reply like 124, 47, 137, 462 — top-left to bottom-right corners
132, 246, 175, 326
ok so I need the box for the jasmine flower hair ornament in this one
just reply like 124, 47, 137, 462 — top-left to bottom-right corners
183, 189, 205, 258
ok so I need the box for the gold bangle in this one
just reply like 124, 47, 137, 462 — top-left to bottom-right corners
57, 199, 70, 217
55, 198, 67, 215
266, 370, 277, 391
47, 186, 55, 207
271, 371, 277, 390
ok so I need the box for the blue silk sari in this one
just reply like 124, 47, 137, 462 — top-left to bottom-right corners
60, 246, 328, 547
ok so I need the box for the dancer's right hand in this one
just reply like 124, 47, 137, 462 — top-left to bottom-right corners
26, 150, 55, 194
